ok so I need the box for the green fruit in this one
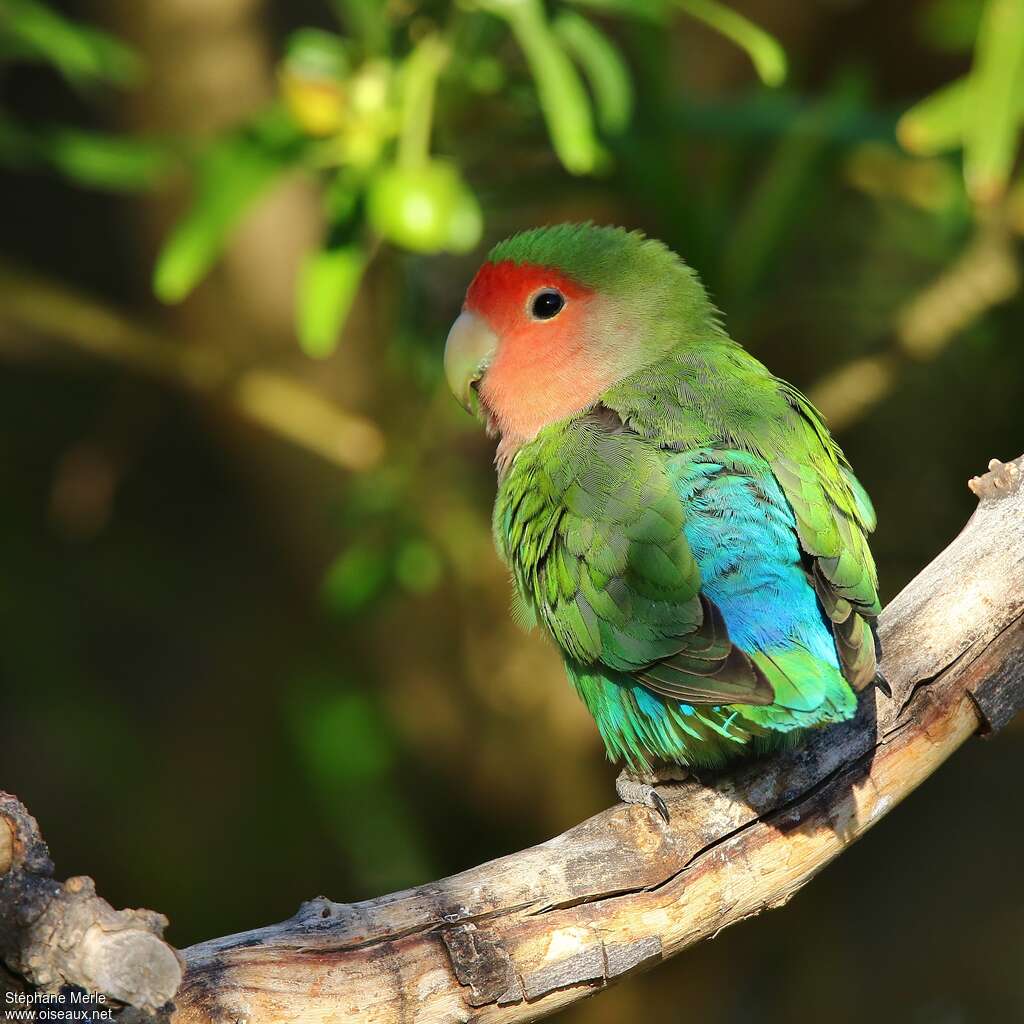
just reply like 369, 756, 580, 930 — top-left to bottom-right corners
367, 160, 482, 254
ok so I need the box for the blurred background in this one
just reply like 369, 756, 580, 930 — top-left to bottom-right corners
1, 0, 1023, 1020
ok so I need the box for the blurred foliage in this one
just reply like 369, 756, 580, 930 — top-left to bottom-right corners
1, 0, 139, 85
152, 0, 791, 356
2, 1, 1024, 1023
899, 0, 1024, 203
141, 0, 1024, 356
0, 0, 170, 187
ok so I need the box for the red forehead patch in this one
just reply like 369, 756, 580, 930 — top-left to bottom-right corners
457, 258, 617, 453
465, 260, 592, 335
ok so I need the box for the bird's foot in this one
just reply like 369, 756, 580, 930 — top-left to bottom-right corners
615, 766, 689, 823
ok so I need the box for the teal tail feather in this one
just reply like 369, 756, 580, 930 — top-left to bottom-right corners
567, 647, 857, 774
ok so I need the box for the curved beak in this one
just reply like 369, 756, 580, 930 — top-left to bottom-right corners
444, 310, 498, 413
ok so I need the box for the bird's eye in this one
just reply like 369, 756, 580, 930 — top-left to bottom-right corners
530, 288, 565, 321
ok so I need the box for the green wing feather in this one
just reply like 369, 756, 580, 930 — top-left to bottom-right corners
770, 387, 880, 689
495, 415, 774, 707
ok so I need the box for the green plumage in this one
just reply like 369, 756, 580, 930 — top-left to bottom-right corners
488, 224, 880, 771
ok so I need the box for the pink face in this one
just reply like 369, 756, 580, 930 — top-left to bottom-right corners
459, 260, 623, 448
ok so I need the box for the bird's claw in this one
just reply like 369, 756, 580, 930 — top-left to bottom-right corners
649, 790, 670, 823
615, 766, 688, 823
873, 667, 892, 698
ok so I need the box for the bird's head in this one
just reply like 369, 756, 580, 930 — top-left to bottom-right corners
444, 223, 718, 457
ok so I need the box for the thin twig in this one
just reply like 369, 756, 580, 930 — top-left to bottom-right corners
0, 262, 385, 473
809, 220, 1020, 430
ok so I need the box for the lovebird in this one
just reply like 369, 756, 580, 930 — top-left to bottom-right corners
444, 223, 880, 817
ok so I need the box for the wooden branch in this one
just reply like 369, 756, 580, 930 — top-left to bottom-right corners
0, 794, 181, 1013
171, 456, 1024, 1024
1, 457, 1019, 1017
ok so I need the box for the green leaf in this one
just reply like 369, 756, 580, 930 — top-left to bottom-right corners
482, 0, 604, 174
565, 0, 670, 21
42, 130, 171, 190
153, 113, 300, 303
898, 72, 1024, 160
554, 11, 634, 136
297, 241, 367, 358
2, 0, 141, 86
397, 33, 450, 167
0, 117, 170, 188
897, 76, 971, 155
675, 0, 787, 87
965, 0, 1024, 203
329, 0, 390, 55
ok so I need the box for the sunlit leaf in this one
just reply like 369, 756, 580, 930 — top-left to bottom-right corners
397, 33, 450, 167
0, 117, 171, 188
965, 0, 1024, 203
2, 0, 141, 86
899, 71, 1024, 160
481, 0, 605, 175
298, 241, 367, 358
897, 76, 970, 156
554, 11, 634, 136
153, 112, 301, 303
675, 0, 787, 87
42, 130, 171, 190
